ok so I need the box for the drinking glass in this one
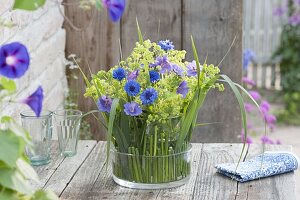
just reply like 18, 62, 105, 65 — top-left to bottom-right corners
21, 110, 52, 166
53, 109, 82, 157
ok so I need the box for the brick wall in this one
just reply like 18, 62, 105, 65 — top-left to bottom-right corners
0, 1, 67, 121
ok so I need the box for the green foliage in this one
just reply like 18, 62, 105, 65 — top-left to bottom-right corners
13, 0, 46, 11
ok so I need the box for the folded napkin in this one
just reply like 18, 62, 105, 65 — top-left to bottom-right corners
215, 151, 299, 182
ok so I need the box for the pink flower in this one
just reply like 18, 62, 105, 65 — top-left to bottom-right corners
242, 77, 256, 86
261, 135, 274, 144
249, 91, 261, 101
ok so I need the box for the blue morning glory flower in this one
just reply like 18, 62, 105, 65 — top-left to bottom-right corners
172, 64, 184, 76
102, 0, 126, 22
158, 40, 174, 51
112, 67, 126, 81
127, 69, 139, 80
186, 61, 198, 77
176, 81, 189, 98
124, 102, 142, 116
124, 80, 140, 96
97, 95, 113, 113
0, 42, 30, 79
140, 88, 158, 105
149, 70, 160, 83
21, 86, 44, 117
243, 49, 255, 70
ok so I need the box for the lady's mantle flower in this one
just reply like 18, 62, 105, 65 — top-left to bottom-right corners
172, 64, 184, 76
124, 80, 140, 96
127, 69, 139, 80
112, 67, 126, 81
21, 86, 44, 117
149, 70, 160, 83
102, 0, 125, 22
176, 81, 189, 98
158, 40, 174, 51
124, 102, 142, 116
140, 88, 158, 105
249, 90, 261, 101
97, 95, 112, 113
0, 42, 30, 79
186, 61, 199, 77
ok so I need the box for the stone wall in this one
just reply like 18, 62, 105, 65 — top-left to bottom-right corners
0, 0, 67, 120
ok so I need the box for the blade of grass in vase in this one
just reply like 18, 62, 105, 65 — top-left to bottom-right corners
136, 18, 143, 44
72, 57, 91, 87
195, 122, 222, 127
106, 98, 119, 169
220, 74, 247, 170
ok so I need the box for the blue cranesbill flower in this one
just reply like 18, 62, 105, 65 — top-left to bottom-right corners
124, 101, 142, 116
149, 70, 160, 83
112, 67, 126, 81
172, 64, 184, 76
21, 86, 44, 117
124, 80, 141, 96
158, 55, 172, 74
102, 0, 126, 22
186, 61, 198, 77
140, 88, 158, 105
97, 95, 113, 113
176, 81, 189, 98
158, 40, 174, 51
0, 42, 30, 79
127, 69, 139, 80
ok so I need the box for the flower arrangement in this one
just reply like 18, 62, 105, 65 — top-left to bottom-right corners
83, 23, 252, 187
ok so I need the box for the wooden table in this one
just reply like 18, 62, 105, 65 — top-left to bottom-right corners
33, 140, 296, 200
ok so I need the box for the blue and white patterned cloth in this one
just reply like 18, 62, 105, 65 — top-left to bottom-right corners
215, 151, 299, 182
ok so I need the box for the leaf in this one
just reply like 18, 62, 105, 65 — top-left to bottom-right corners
0, 130, 24, 167
0, 188, 19, 200
13, 0, 46, 11
0, 168, 33, 195
31, 189, 59, 200
1, 116, 12, 123
191, 36, 201, 88
16, 158, 39, 182
220, 74, 248, 169
106, 98, 119, 167
0, 77, 16, 92
195, 122, 222, 127
136, 18, 143, 44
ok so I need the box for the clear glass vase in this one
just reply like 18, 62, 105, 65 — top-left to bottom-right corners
111, 144, 192, 189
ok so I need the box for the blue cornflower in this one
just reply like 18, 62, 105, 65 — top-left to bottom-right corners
102, 0, 126, 22
140, 88, 158, 105
112, 67, 126, 81
158, 40, 174, 51
97, 95, 113, 113
0, 42, 30, 79
21, 86, 44, 117
124, 80, 141, 96
149, 70, 160, 83
124, 102, 142, 116
176, 81, 189, 98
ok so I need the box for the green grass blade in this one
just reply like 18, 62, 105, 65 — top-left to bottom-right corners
191, 36, 201, 88
106, 98, 119, 169
72, 57, 91, 87
220, 74, 247, 169
195, 122, 222, 127
136, 18, 143, 44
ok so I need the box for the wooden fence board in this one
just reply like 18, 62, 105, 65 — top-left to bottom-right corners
183, 0, 243, 142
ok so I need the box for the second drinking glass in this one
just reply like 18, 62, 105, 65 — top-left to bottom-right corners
53, 109, 82, 157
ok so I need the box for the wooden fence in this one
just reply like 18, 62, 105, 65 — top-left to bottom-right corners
243, 0, 284, 90
63, 0, 243, 142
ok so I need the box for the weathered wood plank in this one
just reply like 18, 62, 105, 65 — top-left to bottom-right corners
183, 0, 243, 142
43, 140, 97, 196
236, 145, 296, 200
31, 142, 64, 189
64, 0, 120, 140
60, 141, 107, 199
192, 143, 246, 199
121, 0, 182, 58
